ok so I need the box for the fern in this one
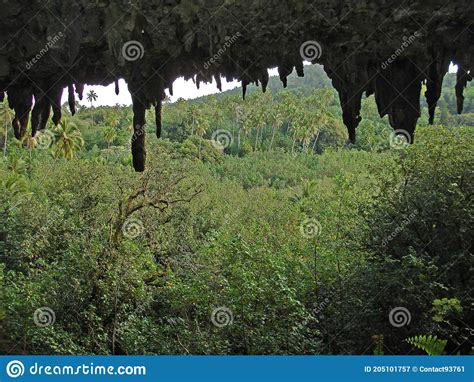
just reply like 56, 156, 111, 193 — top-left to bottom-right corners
406, 335, 447, 355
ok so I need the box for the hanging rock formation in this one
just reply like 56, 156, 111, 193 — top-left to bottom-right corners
0, 0, 472, 171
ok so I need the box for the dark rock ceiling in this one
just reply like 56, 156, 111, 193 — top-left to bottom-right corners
0, 0, 472, 171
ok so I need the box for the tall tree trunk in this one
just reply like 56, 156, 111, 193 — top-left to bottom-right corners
291, 129, 297, 155
312, 130, 321, 152
3, 122, 8, 157
254, 128, 259, 151
269, 124, 276, 150
90, 102, 95, 125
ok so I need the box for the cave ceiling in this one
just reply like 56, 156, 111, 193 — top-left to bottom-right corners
0, 0, 472, 171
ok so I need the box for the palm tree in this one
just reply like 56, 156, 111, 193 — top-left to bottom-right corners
195, 115, 210, 159
86, 90, 98, 108
268, 106, 283, 151
103, 126, 118, 148
86, 90, 98, 125
52, 118, 85, 160
185, 105, 200, 137
279, 92, 299, 154
235, 104, 251, 150
107, 112, 120, 129
0, 101, 13, 157
24, 135, 35, 160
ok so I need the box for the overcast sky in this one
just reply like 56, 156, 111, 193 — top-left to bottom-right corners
64, 64, 458, 107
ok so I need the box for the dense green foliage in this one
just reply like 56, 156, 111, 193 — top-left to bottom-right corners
0, 66, 472, 355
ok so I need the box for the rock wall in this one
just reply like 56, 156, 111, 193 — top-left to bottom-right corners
0, 0, 472, 171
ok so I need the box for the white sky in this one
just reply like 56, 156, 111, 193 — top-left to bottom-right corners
63, 64, 459, 107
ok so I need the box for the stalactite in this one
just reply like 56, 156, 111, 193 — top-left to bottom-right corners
340, 89, 363, 143
68, 84, 76, 116
261, 70, 269, 93
7, 86, 32, 139
425, 58, 449, 124
39, 100, 51, 132
375, 60, 422, 141
242, 80, 249, 100
295, 61, 304, 77
131, 92, 147, 172
455, 65, 472, 114
278, 64, 293, 88
325, 62, 366, 143
75, 83, 84, 101
155, 100, 162, 139
365, 85, 375, 98
31, 97, 50, 136
215, 75, 222, 92
31, 85, 49, 136
50, 85, 64, 126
